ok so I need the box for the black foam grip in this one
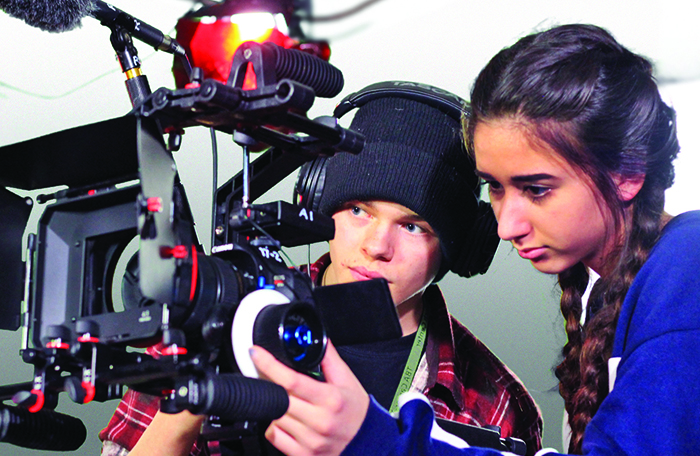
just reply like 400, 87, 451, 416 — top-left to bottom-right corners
203, 374, 289, 422
126, 75, 152, 107
265, 43, 344, 98
0, 405, 87, 451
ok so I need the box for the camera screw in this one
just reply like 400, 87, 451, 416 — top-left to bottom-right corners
160, 245, 189, 259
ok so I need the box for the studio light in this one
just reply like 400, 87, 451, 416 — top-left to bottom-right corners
173, 0, 330, 88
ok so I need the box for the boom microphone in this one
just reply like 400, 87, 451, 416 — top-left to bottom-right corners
0, 0, 185, 55
0, 404, 87, 451
91, 1, 185, 56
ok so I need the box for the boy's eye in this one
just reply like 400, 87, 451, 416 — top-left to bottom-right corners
350, 205, 364, 215
403, 223, 430, 235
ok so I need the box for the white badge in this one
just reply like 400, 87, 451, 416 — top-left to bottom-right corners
608, 356, 621, 392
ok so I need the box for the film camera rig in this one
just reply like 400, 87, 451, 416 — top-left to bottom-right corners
0, 26, 526, 455
0, 39, 368, 453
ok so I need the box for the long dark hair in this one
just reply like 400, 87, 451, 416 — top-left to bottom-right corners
465, 24, 679, 453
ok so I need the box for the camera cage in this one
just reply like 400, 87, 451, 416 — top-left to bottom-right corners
0, 41, 362, 422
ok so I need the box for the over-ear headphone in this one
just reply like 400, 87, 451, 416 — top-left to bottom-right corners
293, 81, 499, 278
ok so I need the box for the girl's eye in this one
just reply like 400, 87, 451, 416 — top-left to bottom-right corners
483, 180, 503, 193
525, 186, 551, 199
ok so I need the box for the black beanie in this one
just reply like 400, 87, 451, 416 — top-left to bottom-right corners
319, 95, 480, 281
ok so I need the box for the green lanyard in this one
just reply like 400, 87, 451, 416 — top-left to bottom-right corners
388, 309, 428, 413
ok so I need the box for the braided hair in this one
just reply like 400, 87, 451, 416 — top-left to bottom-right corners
465, 24, 679, 453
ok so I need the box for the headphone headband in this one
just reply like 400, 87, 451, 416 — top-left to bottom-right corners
333, 81, 469, 121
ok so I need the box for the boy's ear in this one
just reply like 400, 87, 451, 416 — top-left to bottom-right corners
615, 174, 645, 202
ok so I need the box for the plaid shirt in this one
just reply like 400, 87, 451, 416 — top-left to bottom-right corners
100, 254, 542, 455
415, 284, 542, 455
98, 342, 209, 456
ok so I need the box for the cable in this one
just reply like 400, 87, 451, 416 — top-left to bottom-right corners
209, 127, 218, 253
298, 0, 387, 22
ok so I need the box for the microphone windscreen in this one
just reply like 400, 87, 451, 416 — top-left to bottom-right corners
265, 43, 344, 98
0, 0, 95, 32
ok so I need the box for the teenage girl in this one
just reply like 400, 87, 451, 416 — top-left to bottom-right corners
251, 23, 700, 456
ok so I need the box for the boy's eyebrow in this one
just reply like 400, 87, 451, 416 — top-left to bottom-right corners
393, 210, 433, 229
358, 200, 428, 222
402, 213, 427, 223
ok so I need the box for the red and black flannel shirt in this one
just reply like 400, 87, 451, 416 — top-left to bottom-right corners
99, 254, 542, 455
418, 283, 542, 455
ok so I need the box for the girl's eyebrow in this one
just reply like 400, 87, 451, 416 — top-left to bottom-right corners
475, 170, 494, 180
475, 170, 556, 183
511, 173, 556, 183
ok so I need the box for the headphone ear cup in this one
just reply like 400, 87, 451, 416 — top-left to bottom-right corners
293, 157, 329, 212
293, 160, 314, 206
450, 201, 500, 278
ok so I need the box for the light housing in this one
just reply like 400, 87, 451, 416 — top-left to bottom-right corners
173, 0, 330, 88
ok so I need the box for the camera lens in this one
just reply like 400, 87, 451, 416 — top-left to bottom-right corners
254, 301, 326, 372
282, 321, 315, 361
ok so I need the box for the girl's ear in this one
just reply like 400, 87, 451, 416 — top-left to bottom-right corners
614, 174, 645, 202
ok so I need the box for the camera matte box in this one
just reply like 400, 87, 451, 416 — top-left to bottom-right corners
313, 278, 402, 346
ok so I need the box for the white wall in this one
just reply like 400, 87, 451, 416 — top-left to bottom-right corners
1, 1, 698, 454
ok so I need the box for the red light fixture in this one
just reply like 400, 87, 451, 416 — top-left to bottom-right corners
172, 0, 330, 88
